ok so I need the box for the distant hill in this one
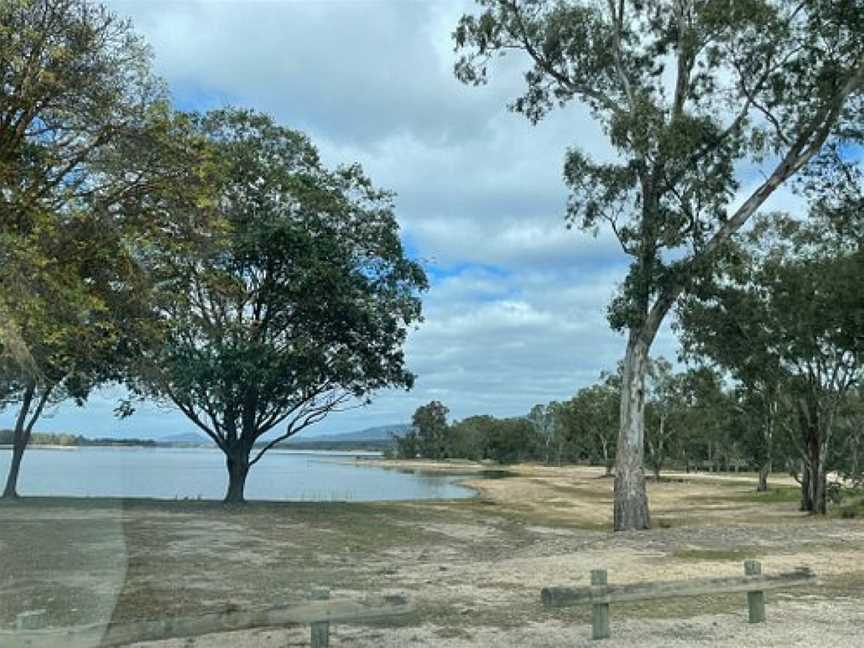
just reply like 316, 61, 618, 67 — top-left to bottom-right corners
275, 423, 411, 451
84, 424, 410, 450
302, 424, 411, 443
157, 432, 212, 447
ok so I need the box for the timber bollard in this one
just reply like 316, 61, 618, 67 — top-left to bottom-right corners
590, 569, 610, 640
16, 610, 47, 631
745, 560, 766, 623
306, 589, 331, 648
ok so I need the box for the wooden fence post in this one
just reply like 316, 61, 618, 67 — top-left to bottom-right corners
307, 590, 330, 648
590, 569, 610, 640
16, 610, 47, 631
744, 560, 766, 623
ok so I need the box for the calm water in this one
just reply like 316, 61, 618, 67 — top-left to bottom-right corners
0, 447, 476, 501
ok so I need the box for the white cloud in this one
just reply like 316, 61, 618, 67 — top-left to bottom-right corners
1, 1, 732, 439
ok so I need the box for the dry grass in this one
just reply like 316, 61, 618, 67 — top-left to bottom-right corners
1, 462, 862, 647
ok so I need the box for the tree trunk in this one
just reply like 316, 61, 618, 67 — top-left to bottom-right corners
799, 459, 813, 511
757, 459, 771, 492
224, 444, 251, 504
600, 438, 612, 476
2, 442, 25, 499
812, 462, 827, 514
2, 382, 39, 500
810, 438, 829, 515
757, 399, 776, 492
614, 335, 651, 531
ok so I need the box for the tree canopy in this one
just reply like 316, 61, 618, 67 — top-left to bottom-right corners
679, 211, 864, 512
138, 108, 428, 502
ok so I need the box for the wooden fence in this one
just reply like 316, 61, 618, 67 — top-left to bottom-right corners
3, 591, 413, 648
541, 560, 816, 640
5, 561, 818, 645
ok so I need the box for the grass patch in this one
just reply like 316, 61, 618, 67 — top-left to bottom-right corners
672, 548, 758, 562
832, 494, 864, 519
730, 486, 801, 504
685, 484, 800, 506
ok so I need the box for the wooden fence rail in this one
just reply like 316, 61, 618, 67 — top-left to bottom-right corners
541, 560, 816, 640
3, 592, 413, 648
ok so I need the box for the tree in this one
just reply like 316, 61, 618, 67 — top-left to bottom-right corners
836, 387, 864, 487
562, 373, 620, 474
139, 109, 428, 503
0, 0, 181, 498
413, 400, 450, 460
447, 415, 488, 461
680, 213, 864, 513
0, 212, 158, 498
0, 0, 167, 322
394, 428, 419, 459
527, 402, 562, 464
482, 417, 535, 464
644, 357, 681, 480
454, 0, 864, 530
675, 366, 732, 475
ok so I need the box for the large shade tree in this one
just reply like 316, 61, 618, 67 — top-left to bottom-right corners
454, 0, 864, 529
139, 109, 428, 503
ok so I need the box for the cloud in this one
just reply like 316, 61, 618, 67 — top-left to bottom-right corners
1, 0, 742, 440
108, 0, 522, 148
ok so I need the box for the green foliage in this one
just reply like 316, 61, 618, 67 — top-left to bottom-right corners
526, 402, 562, 464
448, 414, 536, 464
481, 417, 536, 464
679, 210, 864, 510
0, 430, 157, 447
456, 0, 864, 336
138, 108, 428, 490
412, 400, 450, 459
558, 374, 620, 469
0, 0, 182, 498
394, 428, 420, 459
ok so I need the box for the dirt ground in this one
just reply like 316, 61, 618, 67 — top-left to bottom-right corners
1, 462, 862, 647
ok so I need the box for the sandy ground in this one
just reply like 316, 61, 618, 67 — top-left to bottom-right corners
1, 463, 862, 647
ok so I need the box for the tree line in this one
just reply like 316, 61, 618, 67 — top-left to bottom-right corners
400, 205, 864, 516
0, 430, 157, 447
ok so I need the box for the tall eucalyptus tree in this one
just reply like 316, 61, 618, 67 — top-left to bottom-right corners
454, 0, 864, 528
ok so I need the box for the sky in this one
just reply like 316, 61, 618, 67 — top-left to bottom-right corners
1, 0, 804, 440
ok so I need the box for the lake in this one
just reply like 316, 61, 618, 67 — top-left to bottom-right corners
0, 447, 476, 502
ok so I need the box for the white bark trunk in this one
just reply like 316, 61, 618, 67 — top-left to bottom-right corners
614, 334, 651, 530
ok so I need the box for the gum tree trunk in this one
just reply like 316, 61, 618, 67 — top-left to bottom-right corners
799, 459, 812, 511
757, 460, 771, 492
600, 437, 612, 476
614, 334, 651, 531
756, 397, 777, 492
808, 437, 829, 515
